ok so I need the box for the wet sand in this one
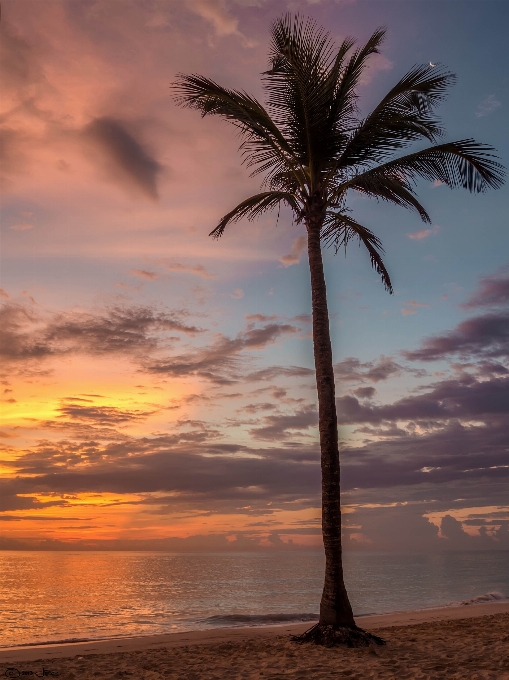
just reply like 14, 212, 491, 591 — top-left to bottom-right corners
2, 603, 509, 679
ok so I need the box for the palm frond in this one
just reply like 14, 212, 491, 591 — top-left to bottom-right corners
265, 16, 334, 168
264, 15, 358, 181
340, 64, 455, 167
210, 192, 301, 239
344, 139, 505, 194
173, 74, 301, 186
332, 174, 431, 222
329, 27, 387, 130
322, 213, 393, 292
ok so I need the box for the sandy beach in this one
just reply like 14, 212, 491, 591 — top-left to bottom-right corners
2, 603, 509, 679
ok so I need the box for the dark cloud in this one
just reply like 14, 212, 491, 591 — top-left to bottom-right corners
249, 405, 318, 440
3, 366, 507, 516
84, 117, 162, 199
0, 532, 302, 552
58, 402, 156, 425
148, 323, 301, 381
246, 365, 314, 381
338, 374, 509, 425
461, 267, 509, 309
339, 418, 509, 495
0, 301, 201, 367
48, 305, 201, 354
0, 482, 72, 512
403, 313, 509, 362
334, 356, 426, 383
0, 436, 321, 515
353, 386, 376, 399
342, 508, 509, 552
0, 303, 54, 362
243, 402, 277, 414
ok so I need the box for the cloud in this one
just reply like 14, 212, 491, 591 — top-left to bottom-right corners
246, 314, 277, 322
461, 267, 509, 309
147, 322, 301, 381
4, 375, 508, 541
403, 313, 509, 362
58, 402, 156, 425
83, 117, 162, 200
48, 305, 201, 354
0, 301, 201, 367
0, 289, 9, 299
334, 356, 423, 383
190, 0, 240, 37
230, 288, 244, 299
246, 365, 315, 382
352, 386, 376, 399
401, 300, 429, 316
243, 402, 277, 414
0, 532, 305, 552
249, 405, 318, 440
188, 0, 255, 47
157, 261, 216, 279
475, 94, 501, 118
9, 223, 34, 231
407, 225, 440, 240
280, 236, 306, 267
337, 373, 509, 425
0, 17, 39, 92
358, 52, 393, 86
404, 301, 429, 308
0, 303, 54, 363
132, 270, 158, 280
1, 436, 322, 516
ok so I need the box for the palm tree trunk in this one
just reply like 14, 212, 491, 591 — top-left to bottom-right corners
307, 222, 356, 628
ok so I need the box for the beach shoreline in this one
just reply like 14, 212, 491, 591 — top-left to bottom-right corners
2, 600, 508, 664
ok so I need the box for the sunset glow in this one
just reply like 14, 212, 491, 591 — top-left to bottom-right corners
1, 0, 508, 554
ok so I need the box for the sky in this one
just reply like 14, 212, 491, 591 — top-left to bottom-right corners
1, 0, 508, 552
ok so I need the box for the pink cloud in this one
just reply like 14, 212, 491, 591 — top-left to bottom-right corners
9, 223, 34, 231
401, 301, 429, 316
280, 236, 306, 267
359, 53, 393, 86
408, 225, 440, 241
132, 270, 158, 280
157, 261, 216, 279
404, 301, 430, 308
188, 0, 257, 48
461, 267, 509, 309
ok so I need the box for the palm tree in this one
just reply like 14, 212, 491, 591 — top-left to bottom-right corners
174, 15, 504, 646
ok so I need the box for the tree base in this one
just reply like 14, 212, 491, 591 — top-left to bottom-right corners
291, 623, 386, 648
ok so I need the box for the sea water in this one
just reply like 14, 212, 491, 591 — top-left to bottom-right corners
1, 550, 508, 647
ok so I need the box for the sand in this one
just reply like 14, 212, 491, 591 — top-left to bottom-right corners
2, 603, 509, 679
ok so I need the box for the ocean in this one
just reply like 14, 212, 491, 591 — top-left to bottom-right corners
2, 550, 508, 648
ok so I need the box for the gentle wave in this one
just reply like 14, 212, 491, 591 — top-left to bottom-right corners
202, 613, 319, 627
8, 637, 95, 648
446, 591, 507, 607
